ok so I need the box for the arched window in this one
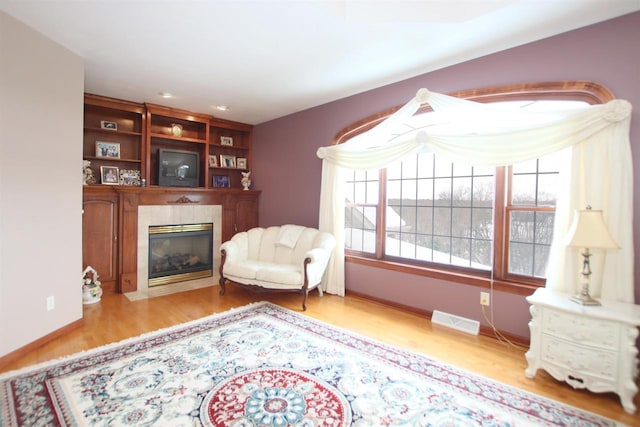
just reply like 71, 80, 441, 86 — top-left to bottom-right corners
336, 82, 614, 293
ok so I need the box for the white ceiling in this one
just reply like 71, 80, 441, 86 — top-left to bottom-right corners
2, 0, 639, 125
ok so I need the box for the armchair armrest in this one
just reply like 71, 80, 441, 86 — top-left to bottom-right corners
219, 233, 250, 295
304, 247, 329, 264
303, 247, 333, 286
220, 235, 248, 263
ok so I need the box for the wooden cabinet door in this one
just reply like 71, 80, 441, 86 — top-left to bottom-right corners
82, 195, 118, 289
235, 198, 259, 232
221, 192, 260, 243
222, 205, 236, 244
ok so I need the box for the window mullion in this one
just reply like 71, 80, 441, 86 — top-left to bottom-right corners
448, 162, 454, 265
377, 168, 387, 259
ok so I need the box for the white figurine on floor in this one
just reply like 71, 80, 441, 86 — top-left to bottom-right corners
82, 266, 103, 304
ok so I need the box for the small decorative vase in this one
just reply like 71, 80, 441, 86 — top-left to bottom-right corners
241, 171, 251, 191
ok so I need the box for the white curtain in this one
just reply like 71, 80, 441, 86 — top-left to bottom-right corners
316, 88, 634, 302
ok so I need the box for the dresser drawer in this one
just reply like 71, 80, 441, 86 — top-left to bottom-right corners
542, 309, 618, 350
541, 334, 617, 380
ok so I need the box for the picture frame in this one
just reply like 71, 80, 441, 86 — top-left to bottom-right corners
119, 169, 141, 186
208, 155, 218, 167
100, 166, 120, 185
96, 141, 121, 158
220, 136, 233, 146
213, 175, 230, 188
237, 157, 247, 169
100, 120, 117, 131
220, 154, 236, 168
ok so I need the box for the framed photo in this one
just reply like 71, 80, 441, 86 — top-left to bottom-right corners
208, 155, 218, 167
100, 166, 120, 185
119, 169, 141, 186
237, 157, 247, 169
100, 120, 117, 131
220, 154, 236, 168
96, 141, 120, 158
213, 175, 230, 188
220, 136, 233, 146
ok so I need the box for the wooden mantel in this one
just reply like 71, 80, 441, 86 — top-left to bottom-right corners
83, 186, 260, 293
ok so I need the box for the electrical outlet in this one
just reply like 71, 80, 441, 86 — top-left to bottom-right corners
480, 292, 490, 306
46, 296, 55, 311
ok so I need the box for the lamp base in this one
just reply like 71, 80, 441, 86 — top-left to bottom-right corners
570, 293, 601, 306
571, 250, 601, 306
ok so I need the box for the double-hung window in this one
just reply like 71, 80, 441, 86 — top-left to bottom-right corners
342, 83, 611, 291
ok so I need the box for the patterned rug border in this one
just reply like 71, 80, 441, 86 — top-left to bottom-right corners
0, 301, 266, 380
0, 301, 623, 426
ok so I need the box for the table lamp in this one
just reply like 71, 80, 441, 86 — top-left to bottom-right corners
565, 206, 619, 305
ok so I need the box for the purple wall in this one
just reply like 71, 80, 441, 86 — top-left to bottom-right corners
253, 12, 640, 340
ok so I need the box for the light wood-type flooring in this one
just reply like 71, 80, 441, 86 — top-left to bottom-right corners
1, 286, 638, 425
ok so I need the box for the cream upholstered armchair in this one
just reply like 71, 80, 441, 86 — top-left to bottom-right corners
219, 225, 336, 310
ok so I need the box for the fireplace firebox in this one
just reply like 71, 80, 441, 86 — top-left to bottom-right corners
148, 223, 213, 287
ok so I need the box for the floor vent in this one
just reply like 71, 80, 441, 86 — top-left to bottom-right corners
431, 310, 480, 335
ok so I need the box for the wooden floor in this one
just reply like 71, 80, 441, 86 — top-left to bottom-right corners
1, 286, 638, 425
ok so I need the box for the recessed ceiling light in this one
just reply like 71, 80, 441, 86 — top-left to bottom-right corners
158, 92, 173, 98
216, 105, 229, 112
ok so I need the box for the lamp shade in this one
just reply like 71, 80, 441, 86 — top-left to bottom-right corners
565, 207, 619, 249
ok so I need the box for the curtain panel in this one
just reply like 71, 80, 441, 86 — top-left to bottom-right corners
316, 89, 633, 302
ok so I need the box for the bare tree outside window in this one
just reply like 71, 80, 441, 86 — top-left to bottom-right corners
385, 152, 495, 269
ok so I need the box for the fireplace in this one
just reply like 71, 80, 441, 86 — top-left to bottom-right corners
130, 204, 222, 301
148, 223, 213, 287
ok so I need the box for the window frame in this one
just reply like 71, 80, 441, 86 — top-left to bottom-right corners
336, 81, 614, 296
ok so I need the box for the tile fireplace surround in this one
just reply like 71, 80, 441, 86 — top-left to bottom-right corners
126, 204, 222, 301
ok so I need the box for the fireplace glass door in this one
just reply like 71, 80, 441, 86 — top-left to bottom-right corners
148, 223, 213, 287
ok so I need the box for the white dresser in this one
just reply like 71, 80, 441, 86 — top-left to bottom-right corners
525, 287, 640, 413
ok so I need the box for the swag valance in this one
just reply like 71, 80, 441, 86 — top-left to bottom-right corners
316, 88, 633, 302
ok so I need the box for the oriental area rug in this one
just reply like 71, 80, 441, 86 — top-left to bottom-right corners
0, 302, 619, 426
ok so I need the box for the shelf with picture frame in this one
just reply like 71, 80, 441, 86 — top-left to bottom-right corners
209, 155, 249, 173
208, 117, 253, 189
83, 94, 145, 185
84, 95, 254, 191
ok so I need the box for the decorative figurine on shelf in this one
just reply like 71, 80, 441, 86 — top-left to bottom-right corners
241, 171, 251, 191
83, 160, 96, 185
82, 266, 103, 304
